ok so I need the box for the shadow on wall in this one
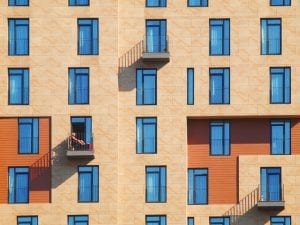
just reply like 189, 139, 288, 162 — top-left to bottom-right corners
30, 152, 51, 191
118, 40, 167, 92
51, 139, 93, 189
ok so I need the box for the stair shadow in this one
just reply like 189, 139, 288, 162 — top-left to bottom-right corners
30, 152, 51, 191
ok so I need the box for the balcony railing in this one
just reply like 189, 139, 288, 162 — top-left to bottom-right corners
257, 184, 285, 209
142, 35, 170, 62
66, 133, 94, 159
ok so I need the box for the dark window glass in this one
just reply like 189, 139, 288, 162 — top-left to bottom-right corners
70, 117, 93, 151
261, 19, 281, 55
9, 167, 29, 203
9, 68, 29, 105
136, 69, 157, 105
146, 166, 166, 202
69, 68, 89, 104
188, 169, 208, 204
260, 167, 282, 201
209, 68, 230, 104
271, 120, 290, 155
19, 118, 39, 154
8, 19, 29, 55
78, 19, 99, 55
210, 121, 230, 155
78, 166, 99, 202
146, 20, 167, 53
209, 19, 230, 55
136, 118, 157, 154
270, 67, 290, 104
187, 218, 194, 225
187, 68, 194, 105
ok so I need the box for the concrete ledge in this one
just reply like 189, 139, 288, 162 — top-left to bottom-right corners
66, 150, 95, 159
257, 201, 285, 209
142, 52, 170, 62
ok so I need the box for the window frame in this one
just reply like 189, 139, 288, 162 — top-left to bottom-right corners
78, 165, 99, 203
68, 67, 90, 105
146, 215, 167, 225
209, 19, 230, 56
145, 166, 167, 203
270, 120, 291, 155
8, 167, 30, 204
270, 216, 291, 225
145, 19, 167, 53
69, 0, 89, 6
209, 68, 230, 104
260, 167, 282, 201
187, 0, 208, 7
77, 18, 99, 55
270, 67, 291, 104
146, 0, 167, 7
68, 215, 89, 225
270, 0, 291, 6
209, 217, 230, 225
8, 0, 29, 6
188, 168, 208, 205
260, 18, 282, 55
209, 120, 230, 156
136, 117, 157, 154
187, 217, 194, 225
8, 18, 30, 56
8, 68, 29, 105
187, 68, 194, 105
136, 68, 157, 105
18, 118, 39, 154
17, 216, 38, 225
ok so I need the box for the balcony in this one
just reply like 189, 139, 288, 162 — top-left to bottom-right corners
142, 35, 170, 62
66, 133, 94, 159
257, 184, 285, 209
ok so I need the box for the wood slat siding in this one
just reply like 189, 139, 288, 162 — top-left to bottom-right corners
0, 118, 51, 204
188, 118, 300, 204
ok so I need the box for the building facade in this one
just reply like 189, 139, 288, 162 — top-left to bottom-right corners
0, 0, 299, 225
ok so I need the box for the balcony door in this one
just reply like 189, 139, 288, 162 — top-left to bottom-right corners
261, 168, 281, 201
146, 20, 166, 53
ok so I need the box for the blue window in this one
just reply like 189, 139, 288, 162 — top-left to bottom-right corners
261, 167, 282, 201
9, 167, 29, 203
210, 217, 230, 225
271, 216, 291, 225
17, 216, 38, 225
19, 118, 39, 154
69, 0, 89, 6
146, 166, 166, 203
270, 67, 290, 104
209, 19, 230, 55
69, 68, 89, 104
261, 19, 281, 55
188, 168, 208, 204
136, 118, 157, 154
78, 166, 99, 202
71, 117, 92, 150
271, 120, 290, 155
146, 0, 166, 7
146, 216, 166, 225
209, 68, 230, 104
8, 19, 29, 55
187, 68, 194, 105
187, 218, 194, 225
136, 69, 157, 105
9, 0, 28, 6
210, 121, 230, 155
78, 19, 99, 55
270, 0, 291, 6
9, 68, 29, 105
146, 20, 167, 53
188, 0, 208, 7
68, 215, 88, 225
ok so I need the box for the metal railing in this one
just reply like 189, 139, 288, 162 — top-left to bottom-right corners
67, 133, 93, 151
143, 35, 169, 53
258, 184, 284, 202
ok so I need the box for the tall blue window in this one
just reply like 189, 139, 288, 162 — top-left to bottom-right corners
146, 166, 166, 203
9, 68, 29, 105
78, 166, 99, 202
137, 118, 157, 154
9, 167, 29, 203
187, 68, 194, 105
146, 20, 167, 53
270, 67, 290, 104
8, 19, 29, 55
136, 69, 157, 105
271, 120, 290, 155
270, 0, 291, 6
261, 167, 282, 201
69, 68, 89, 104
261, 18, 281, 55
271, 216, 291, 225
146, 216, 166, 225
17, 216, 38, 225
146, 0, 166, 7
71, 117, 92, 149
9, 0, 29, 6
209, 19, 230, 55
188, 168, 208, 204
188, 0, 208, 7
69, 0, 89, 6
187, 218, 194, 225
68, 215, 88, 225
209, 68, 230, 104
78, 19, 99, 55
210, 217, 230, 225
19, 118, 39, 154
210, 121, 230, 155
